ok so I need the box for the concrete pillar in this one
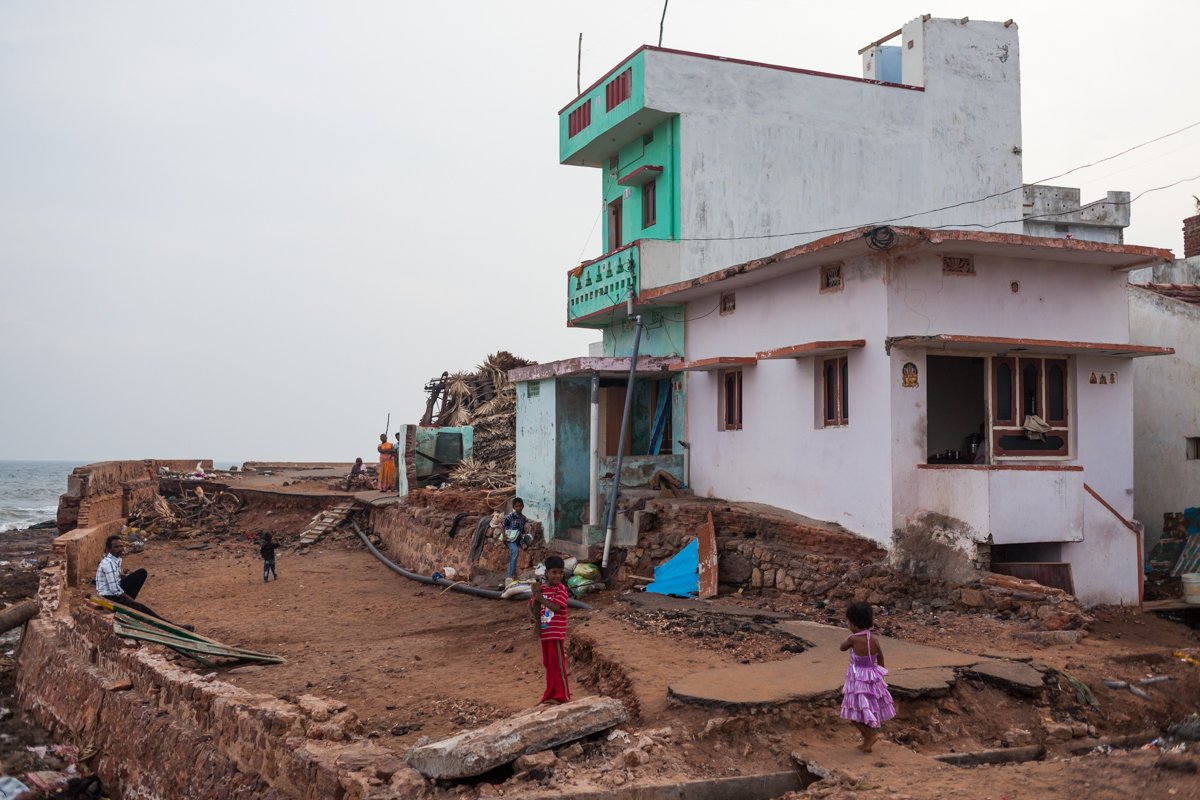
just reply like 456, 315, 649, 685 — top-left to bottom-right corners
589, 372, 600, 527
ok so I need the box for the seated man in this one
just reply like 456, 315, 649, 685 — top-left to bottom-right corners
346, 457, 372, 490
95, 535, 164, 620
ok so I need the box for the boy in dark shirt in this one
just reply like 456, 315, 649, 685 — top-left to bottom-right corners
260, 532, 278, 582
502, 498, 528, 583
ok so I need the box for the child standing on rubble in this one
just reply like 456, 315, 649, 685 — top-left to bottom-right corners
260, 532, 278, 583
839, 601, 895, 753
502, 498, 528, 583
529, 555, 571, 705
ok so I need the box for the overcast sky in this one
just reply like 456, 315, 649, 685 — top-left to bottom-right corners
2, 1, 1197, 464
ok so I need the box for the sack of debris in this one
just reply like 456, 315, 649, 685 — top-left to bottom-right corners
567, 575, 604, 598
573, 563, 601, 582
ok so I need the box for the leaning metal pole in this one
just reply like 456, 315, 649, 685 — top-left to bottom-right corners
602, 294, 644, 568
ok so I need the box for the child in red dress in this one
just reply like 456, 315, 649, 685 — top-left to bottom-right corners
529, 556, 571, 705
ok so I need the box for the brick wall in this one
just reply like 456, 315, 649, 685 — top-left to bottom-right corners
1185, 213, 1200, 259
57, 459, 212, 533
369, 496, 547, 579
16, 611, 419, 799
621, 498, 887, 582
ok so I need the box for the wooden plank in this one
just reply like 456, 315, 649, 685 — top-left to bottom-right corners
113, 623, 284, 663
697, 511, 718, 600
990, 562, 1075, 595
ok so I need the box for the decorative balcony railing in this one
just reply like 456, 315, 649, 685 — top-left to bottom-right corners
567, 244, 639, 325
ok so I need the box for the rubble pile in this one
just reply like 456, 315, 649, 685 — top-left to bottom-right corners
126, 488, 242, 539
420, 351, 534, 489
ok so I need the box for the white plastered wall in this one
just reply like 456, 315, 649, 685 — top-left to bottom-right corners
681, 258, 895, 543
1130, 287, 1200, 548
640, 17, 1022, 287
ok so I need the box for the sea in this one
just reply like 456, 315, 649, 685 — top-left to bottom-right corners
0, 460, 77, 532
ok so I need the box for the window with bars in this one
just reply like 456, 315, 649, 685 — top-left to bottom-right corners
719, 369, 743, 431
822, 356, 849, 427
991, 356, 1069, 456
567, 100, 592, 138
605, 68, 632, 111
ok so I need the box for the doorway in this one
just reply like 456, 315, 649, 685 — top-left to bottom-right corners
926, 356, 986, 464
608, 197, 623, 250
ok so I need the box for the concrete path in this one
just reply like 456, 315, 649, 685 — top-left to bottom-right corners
668, 621, 985, 706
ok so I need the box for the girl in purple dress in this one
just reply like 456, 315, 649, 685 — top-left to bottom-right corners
838, 602, 896, 752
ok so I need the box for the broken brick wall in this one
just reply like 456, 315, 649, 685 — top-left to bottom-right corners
621, 498, 1088, 629
368, 489, 547, 579
622, 499, 886, 585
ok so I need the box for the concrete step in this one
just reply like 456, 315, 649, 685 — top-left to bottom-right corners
549, 538, 594, 560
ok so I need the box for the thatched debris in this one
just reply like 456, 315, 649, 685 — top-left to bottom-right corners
421, 352, 534, 489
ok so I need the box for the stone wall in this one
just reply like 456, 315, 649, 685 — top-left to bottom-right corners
369, 489, 546, 579
16, 544, 428, 799
57, 459, 213, 533
621, 498, 887, 583
619, 498, 1089, 628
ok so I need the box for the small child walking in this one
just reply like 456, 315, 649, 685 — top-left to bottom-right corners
529, 555, 571, 705
260, 532, 278, 582
839, 601, 895, 752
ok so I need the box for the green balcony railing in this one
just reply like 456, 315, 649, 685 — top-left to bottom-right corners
567, 245, 639, 325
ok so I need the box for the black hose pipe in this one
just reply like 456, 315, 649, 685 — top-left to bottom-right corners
447, 512, 470, 539
351, 522, 592, 610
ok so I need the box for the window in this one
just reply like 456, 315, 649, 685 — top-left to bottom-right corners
608, 198, 623, 250
1187, 438, 1200, 460
991, 356, 1069, 456
642, 179, 657, 228
568, 101, 591, 138
820, 263, 843, 292
719, 292, 736, 316
942, 255, 975, 275
719, 369, 743, 431
605, 68, 632, 111
526, 381, 540, 397
822, 356, 849, 427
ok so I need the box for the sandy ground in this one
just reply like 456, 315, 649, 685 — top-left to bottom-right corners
110, 536, 1200, 799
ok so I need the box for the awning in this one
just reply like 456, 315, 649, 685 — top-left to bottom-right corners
673, 356, 757, 372
886, 334, 1174, 358
508, 356, 682, 383
757, 339, 866, 360
617, 165, 663, 187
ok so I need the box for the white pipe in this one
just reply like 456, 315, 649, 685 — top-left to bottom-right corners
589, 373, 600, 528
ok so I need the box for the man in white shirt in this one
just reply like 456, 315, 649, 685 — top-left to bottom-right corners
95, 535, 162, 619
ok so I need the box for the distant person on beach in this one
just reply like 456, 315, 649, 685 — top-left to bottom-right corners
502, 498, 528, 582
260, 532, 278, 582
95, 535, 164, 620
377, 434, 397, 491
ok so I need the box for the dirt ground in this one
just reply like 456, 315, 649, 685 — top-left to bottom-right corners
111, 535, 1200, 799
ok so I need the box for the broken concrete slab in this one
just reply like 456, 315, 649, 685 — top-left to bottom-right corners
669, 621, 977, 707
886, 666, 957, 698
964, 659, 1046, 696
979, 650, 1034, 662
406, 696, 629, 780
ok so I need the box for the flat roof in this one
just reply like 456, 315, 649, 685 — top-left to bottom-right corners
558, 44, 922, 115
639, 227, 1175, 304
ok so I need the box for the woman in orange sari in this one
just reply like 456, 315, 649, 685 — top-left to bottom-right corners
377, 433, 397, 491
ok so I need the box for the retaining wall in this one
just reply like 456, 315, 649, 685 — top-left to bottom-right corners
16, 549, 428, 799
369, 490, 546, 579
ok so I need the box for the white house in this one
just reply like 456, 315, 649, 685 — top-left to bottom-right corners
1129, 213, 1200, 553
511, 15, 1174, 606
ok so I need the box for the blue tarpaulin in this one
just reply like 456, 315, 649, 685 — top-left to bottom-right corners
646, 538, 699, 597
